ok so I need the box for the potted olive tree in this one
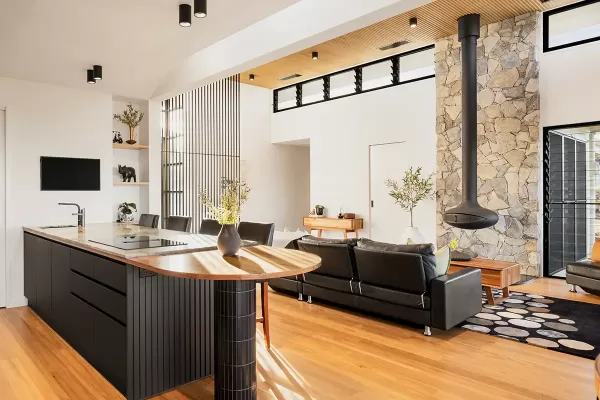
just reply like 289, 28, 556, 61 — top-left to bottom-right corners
200, 181, 251, 256
113, 103, 144, 145
385, 166, 434, 244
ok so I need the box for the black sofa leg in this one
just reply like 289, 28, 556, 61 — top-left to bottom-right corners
298, 293, 303, 301
307, 295, 313, 304
424, 326, 432, 336
570, 284, 577, 293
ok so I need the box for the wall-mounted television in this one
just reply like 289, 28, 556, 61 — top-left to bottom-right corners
40, 156, 101, 191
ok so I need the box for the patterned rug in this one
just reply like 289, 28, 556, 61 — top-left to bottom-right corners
461, 289, 600, 360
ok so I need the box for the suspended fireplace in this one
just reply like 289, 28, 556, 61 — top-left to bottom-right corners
443, 14, 499, 230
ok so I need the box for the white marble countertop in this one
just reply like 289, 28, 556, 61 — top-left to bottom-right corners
24, 223, 232, 261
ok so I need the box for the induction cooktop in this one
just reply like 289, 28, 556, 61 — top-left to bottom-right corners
89, 235, 187, 250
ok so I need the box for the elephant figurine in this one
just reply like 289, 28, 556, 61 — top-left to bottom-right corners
118, 165, 136, 182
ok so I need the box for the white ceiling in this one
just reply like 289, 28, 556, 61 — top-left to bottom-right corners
0, 0, 300, 99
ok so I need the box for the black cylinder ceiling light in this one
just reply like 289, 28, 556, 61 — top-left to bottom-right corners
312, 51, 319, 60
179, 4, 192, 27
249, 74, 255, 81
86, 69, 96, 84
194, 0, 207, 18
93, 65, 102, 81
409, 17, 418, 28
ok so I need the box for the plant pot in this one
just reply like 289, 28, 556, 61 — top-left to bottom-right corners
217, 224, 242, 256
118, 211, 135, 223
127, 127, 136, 145
400, 226, 425, 244
315, 207, 324, 216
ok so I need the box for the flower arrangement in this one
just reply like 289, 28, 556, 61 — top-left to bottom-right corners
118, 202, 137, 222
199, 181, 251, 225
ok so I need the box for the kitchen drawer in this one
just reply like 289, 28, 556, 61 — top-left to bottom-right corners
70, 271, 127, 324
94, 257, 126, 293
68, 294, 95, 360
70, 248, 95, 278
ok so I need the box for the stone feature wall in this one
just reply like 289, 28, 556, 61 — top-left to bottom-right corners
435, 13, 540, 276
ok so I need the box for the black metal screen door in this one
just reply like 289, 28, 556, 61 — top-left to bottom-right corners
544, 130, 590, 277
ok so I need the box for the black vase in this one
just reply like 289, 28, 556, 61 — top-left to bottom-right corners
217, 224, 242, 256
316, 207, 324, 216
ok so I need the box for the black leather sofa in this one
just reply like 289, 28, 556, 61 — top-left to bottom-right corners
566, 259, 600, 296
269, 237, 482, 335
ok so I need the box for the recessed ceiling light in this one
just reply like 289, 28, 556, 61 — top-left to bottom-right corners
87, 69, 96, 84
249, 74, 255, 81
194, 0, 207, 18
312, 51, 319, 60
410, 17, 418, 28
179, 4, 192, 27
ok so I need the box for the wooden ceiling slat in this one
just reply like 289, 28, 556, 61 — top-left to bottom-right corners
242, 0, 578, 89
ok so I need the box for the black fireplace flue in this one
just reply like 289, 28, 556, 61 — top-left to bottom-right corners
443, 14, 499, 230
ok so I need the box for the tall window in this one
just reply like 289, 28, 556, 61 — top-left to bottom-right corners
161, 75, 240, 232
544, 128, 599, 277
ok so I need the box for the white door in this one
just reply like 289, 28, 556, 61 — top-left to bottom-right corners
370, 142, 409, 243
370, 141, 436, 244
0, 110, 5, 307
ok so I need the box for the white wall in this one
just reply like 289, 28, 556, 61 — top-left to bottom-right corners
540, 40, 600, 127
0, 77, 113, 307
271, 79, 437, 242
240, 84, 310, 231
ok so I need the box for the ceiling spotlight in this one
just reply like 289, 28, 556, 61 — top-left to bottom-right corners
249, 74, 255, 81
312, 51, 319, 60
93, 65, 102, 81
87, 69, 96, 84
194, 0, 207, 18
179, 4, 192, 27
409, 17, 418, 28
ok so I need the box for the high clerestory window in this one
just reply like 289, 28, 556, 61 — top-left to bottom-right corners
543, 0, 600, 52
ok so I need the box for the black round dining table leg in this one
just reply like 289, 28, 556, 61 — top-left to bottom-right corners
214, 280, 257, 400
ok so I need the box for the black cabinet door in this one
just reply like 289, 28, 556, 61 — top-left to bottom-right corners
35, 237, 52, 322
94, 311, 127, 394
51, 242, 70, 337
67, 294, 95, 360
24, 234, 37, 309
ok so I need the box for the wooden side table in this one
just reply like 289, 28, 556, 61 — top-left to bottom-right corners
449, 258, 521, 305
303, 217, 363, 239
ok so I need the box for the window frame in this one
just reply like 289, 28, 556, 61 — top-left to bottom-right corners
543, 0, 600, 53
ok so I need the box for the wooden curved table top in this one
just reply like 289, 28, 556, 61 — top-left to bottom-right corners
129, 245, 321, 280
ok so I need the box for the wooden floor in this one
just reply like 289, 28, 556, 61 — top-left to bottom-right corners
0, 278, 597, 400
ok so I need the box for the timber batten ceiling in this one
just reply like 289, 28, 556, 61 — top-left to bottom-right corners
242, 0, 578, 89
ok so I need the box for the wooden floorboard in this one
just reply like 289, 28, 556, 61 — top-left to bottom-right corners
0, 278, 596, 399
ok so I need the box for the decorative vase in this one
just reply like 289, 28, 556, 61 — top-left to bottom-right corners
118, 211, 135, 223
400, 226, 425, 244
126, 127, 137, 145
217, 224, 242, 256
315, 207, 324, 216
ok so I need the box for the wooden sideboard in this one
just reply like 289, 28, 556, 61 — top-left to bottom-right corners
303, 217, 363, 239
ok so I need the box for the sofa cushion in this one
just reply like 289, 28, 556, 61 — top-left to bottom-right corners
434, 246, 451, 277
357, 239, 437, 283
354, 247, 427, 294
303, 273, 353, 294
301, 235, 358, 246
298, 240, 357, 279
360, 283, 430, 309
567, 262, 600, 280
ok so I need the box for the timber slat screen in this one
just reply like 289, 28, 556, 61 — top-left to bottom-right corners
161, 75, 240, 232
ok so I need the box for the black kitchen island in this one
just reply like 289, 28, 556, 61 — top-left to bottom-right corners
24, 224, 218, 399
23, 224, 320, 400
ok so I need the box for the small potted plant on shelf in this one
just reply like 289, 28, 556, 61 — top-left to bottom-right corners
315, 205, 325, 216
386, 166, 434, 244
200, 180, 251, 256
113, 103, 144, 145
118, 202, 137, 223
